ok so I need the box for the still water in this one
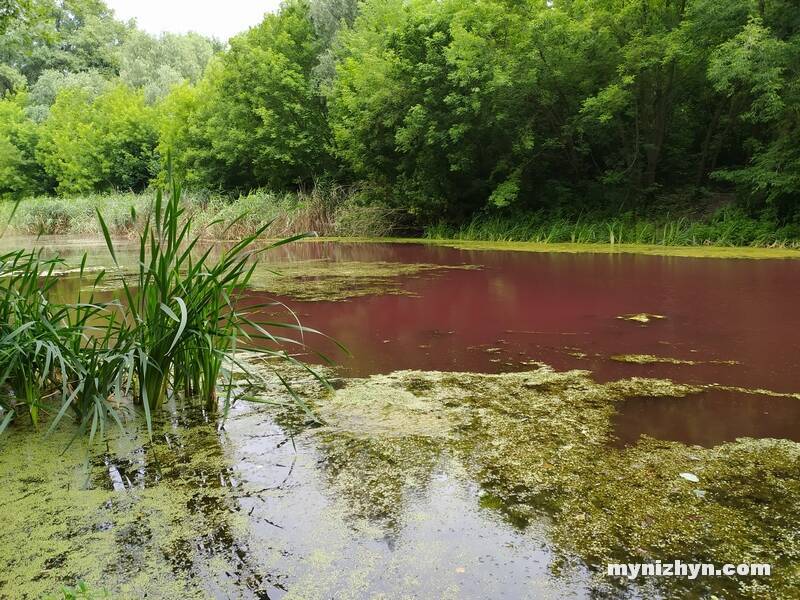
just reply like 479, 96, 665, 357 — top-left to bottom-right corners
1, 237, 798, 599
248, 242, 800, 447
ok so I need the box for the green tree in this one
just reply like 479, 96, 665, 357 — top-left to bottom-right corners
174, 0, 334, 191
0, 0, 130, 89
0, 91, 48, 197
328, 0, 583, 218
708, 15, 800, 217
117, 30, 220, 104
25, 68, 110, 121
37, 84, 157, 194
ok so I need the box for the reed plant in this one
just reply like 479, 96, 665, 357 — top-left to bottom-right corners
0, 249, 132, 441
0, 249, 63, 431
96, 165, 325, 432
0, 167, 330, 440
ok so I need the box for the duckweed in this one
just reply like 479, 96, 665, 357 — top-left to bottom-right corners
3, 362, 798, 598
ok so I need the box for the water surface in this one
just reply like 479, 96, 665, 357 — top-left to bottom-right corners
2, 237, 798, 599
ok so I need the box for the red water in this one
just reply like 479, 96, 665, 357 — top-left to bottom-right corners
252, 242, 800, 446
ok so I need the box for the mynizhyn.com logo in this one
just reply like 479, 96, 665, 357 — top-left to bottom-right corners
607, 561, 771, 580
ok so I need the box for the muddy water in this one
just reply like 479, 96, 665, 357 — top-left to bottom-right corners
24, 237, 800, 445
2, 237, 799, 599
242, 242, 800, 446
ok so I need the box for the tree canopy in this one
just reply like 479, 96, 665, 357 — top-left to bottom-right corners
0, 0, 797, 226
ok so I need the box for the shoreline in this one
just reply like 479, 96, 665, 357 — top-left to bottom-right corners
3, 234, 800, 260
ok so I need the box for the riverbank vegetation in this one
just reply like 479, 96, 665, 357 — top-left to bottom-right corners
1, 0, 799, 246
0, 174, 320, 439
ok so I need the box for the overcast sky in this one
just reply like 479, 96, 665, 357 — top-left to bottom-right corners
105, 0, 283, 41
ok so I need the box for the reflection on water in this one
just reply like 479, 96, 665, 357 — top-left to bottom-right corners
614, 390, 800, 447
1, 238, 799, 598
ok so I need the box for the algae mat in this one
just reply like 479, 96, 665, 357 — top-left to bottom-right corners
77, 258, 480, 302
1, 363, 798, 599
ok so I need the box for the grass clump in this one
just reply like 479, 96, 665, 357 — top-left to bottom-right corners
0, 250, 125, 438
426, 204, 800, 248
0, 168, 327, 440
97, 170, 314, 419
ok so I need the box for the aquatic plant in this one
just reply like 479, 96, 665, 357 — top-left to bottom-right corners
0, 248, 67, 431
0, 250, 133, 441
51, 581, 110, 600
426, 206, 800, 248
96, 165, 326, 427
0, 164, 331, 440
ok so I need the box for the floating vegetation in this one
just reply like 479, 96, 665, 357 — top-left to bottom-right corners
75, 259, 480, 302
617, 313, 667, 324
280, 367, 798, 598
245, 260, 480, 301
611, 353, 740, 366
416, 240, 800, 260
2, 360, 799, 598
0, 417, 263, 598
704, 383, 800, 401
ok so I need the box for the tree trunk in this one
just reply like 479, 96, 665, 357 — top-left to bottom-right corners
695, 101, 724, 186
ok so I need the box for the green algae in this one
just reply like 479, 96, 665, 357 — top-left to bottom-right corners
704, 384, 800, 401
3, 359, 800, 598
617, 313, 667, 324
77, 259, 480, 301
245, 259, 479, 301
611, 353, 740, 366
0, 413, 270, 599
274, 366, 799, 598
299, 237, 800, 260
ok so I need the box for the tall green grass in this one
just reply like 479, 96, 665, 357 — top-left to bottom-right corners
0, 170, 331, 440
426, 206, 800, 248
0, 183, 397, 239
0, 249, 126, 439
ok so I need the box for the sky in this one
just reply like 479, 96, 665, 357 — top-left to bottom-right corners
105, 0, 283, 41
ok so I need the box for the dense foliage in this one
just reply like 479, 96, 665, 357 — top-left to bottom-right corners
1, 0, 799, 235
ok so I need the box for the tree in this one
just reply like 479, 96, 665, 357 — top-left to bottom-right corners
0, 0, 131, 88
309, 0, 359, 86
37, 84, 157, 194
708, 15, 800, 217
174, 0, 334, 192
25, 68, 110, 121
328, 0, 585, 218
0, 91, 48, 197
117, 30, 220, 104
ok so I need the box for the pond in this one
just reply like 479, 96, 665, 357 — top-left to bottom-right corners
1, 238, 799, 598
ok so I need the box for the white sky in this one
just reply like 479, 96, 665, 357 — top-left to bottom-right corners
105, 0, 283, 41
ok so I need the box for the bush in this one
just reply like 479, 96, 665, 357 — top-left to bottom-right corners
0, 93, 48, 198
36, 85, 158, 195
